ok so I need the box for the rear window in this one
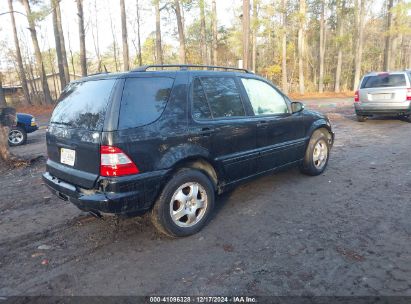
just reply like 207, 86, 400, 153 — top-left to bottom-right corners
361, 74, 407, 88
119, 77, 174, 129
51, 79, 116, 130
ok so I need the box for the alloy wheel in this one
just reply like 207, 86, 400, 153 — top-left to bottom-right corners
169, 182, 208, 228
313, 139, 328, 169
8, 129, 24, 145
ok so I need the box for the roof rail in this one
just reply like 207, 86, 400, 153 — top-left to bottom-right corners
87, 71, 110, 77
131, 64, 252, 73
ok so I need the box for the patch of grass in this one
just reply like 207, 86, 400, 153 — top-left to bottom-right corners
289, 91, 355, 100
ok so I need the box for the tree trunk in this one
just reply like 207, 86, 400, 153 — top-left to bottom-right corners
76, 0, 87, 76
47, 47, 59, 99
298, 0, 305, 94
0, 73, 10, 162
409, 44, 411, 68
52, 0, 66, 90
281, 0, 288, 94
318, 0, 325, 93
22, 0, 53, 105
212, 0, 218, 65
0, 124, 10, 163
120, 0, 130, 70
67, 29, 76, 76
383, 0, 394, 71
55, 0, 70, 83
353, 0, 365, 90
242, 0, 250, 69
110, 13, 119, 72
26, 59, 39, 102
200, 0, 207, 64
391, 36, 400, 70
334, 0, 344, 93
252, 0, 258, 72
174, 0, 186, 64
8, 0, 31, 106
136, 0, 143, 66
0, 73, 6, 108
154, 0, 163, 64
92, 0, 102, 72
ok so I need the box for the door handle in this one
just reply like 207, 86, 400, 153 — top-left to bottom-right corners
199, 127, 214, 137
257, 121, 269, 128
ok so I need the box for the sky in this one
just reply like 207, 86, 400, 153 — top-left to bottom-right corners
0, 0, 388, 74
0, 0, 239, 71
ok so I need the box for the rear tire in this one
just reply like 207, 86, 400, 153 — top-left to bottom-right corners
8, 126, 27, 146
300, 129, 331, 176
151, 169, 215, 237
356, 115, 367, 122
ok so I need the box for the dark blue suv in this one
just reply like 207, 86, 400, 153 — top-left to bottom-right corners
43, 65, 334, 237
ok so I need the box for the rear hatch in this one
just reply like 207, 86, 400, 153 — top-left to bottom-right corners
46, 78, 118, 189
359, 73, 409, 103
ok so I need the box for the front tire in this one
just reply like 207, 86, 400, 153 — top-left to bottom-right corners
151, 169, 215, 237
300, 129, 331, 176
8, 127, 27, 146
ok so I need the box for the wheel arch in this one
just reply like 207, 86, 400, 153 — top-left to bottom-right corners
168, 156, 221, 192
307, 120, 334, 147
16, 122, 27, 131
157, 143, 223, 190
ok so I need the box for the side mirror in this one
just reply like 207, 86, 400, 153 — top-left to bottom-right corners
291, 102, 305, 113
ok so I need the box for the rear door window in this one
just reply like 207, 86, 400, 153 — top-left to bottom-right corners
51, 79, 116, 130
361, 74, 407, 88
119, 77, 174, 129
196, 77, 245, 119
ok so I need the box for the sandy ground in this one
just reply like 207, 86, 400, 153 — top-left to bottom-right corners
0, 98, 410, 296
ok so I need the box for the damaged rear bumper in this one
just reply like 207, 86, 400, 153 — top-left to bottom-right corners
42, 169, 168, 215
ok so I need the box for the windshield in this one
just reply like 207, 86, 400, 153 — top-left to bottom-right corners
51, 79, 116, 130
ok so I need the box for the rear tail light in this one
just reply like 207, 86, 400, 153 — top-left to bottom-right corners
354, 90, 359, 102
407, 88, 411, 101
100, 145, 139, 177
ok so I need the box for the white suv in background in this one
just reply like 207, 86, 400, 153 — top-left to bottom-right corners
354, 71, 411, 122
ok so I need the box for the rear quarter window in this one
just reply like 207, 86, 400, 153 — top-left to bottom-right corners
51, 79, 116, 130
119, 77, 174, 129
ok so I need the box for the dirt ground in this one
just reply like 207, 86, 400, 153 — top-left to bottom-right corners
0, 98, 410, 296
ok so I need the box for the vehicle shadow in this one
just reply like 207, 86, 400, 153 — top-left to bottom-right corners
348, 114, 410, 123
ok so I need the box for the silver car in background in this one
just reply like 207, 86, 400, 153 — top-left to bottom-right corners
354, 71, 411, 122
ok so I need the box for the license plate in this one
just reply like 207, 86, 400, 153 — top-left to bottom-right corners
373, 93, 392, 100
60, 148, 76, 166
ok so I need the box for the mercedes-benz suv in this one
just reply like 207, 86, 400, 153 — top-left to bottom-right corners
43, 65, 334, 237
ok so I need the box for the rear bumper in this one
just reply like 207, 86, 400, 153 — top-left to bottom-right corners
354, 102, 411, 116
42, 169, 169, 215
